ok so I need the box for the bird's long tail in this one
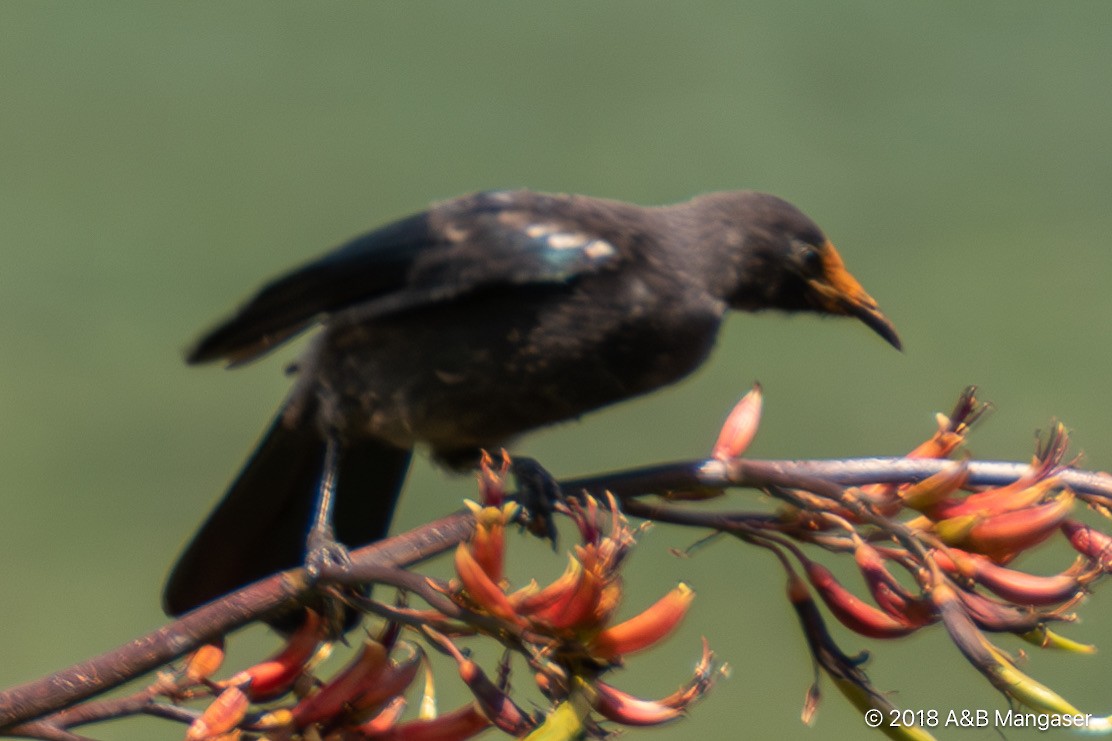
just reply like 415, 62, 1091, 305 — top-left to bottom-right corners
162, 400, 412, 620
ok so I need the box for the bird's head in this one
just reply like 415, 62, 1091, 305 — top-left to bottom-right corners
701, 191, 902, 350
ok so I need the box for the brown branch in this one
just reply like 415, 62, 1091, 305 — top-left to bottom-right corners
1, 721, 94, 741
20, 687, 183, 739
3, 453, 1112, 736
564, 456, 1112, 500
0, 510, 475, 732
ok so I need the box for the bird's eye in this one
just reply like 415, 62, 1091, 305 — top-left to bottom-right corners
799, 245, 824, 276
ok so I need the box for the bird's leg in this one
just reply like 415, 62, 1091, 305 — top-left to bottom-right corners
305, 433, 352, 578
509, 456, 563, 547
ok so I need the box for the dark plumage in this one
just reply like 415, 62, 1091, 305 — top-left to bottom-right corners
164, 189, 900, 618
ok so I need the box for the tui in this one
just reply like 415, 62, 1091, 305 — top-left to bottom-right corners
163, 189, 900, 620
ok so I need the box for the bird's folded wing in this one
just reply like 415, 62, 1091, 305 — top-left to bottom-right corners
188, 197, 623, 365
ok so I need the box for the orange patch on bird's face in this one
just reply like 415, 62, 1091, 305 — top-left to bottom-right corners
810, 242, 877, 314
809, 241, 902, 349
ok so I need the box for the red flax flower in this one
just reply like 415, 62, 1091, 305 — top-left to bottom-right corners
176, 456, 718, 741
165, 386, 1112, 741
184, 628, 426, 740
753, 389, 1112, 737
448, 487, 721, 736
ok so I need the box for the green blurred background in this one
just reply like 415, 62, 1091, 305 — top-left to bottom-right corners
3, 3, 1112, 739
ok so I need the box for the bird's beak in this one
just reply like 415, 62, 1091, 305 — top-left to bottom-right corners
808, 242, 902, 350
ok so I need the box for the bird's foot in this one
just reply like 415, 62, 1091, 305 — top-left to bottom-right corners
305, 524, 352, 580
509, 456, 563, 547
304, 432, 353, 580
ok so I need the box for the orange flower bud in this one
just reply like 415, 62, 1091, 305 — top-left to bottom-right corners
927, 475, 1060, 520
592, 580, 624, 627
1062, 519, 1112, 570
348, 643, 423, 714
187, 687, 248, 741
853, 542, 932, 622
528, 561, 605, 632
476, 449, 511, 506
455, 658, 534, 736
420, 624, 535, 736
933, 549, 1087, 606
511, 555, 584, 616
959, 489, 1075, 562
905, 425, 963, 460
591, 583, 694, 660
711, 383, 762, 460
291, 640, 388, 727
897, 460, 970, 511
906, 386, 985, 459
349, 696, 407, 736
453, 542, 521, 624
222, 609, 325, 701
360, 703, 491, 741
462, 501, 514, 584
586, 679, 683, 726
804, 561, 926, 638
184, 641, 226, 684
857, 397, 981, 514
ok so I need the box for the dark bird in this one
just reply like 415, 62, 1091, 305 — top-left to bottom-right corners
163, 189, 900, 619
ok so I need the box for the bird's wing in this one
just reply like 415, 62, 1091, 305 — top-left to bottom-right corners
188, 193, 624, 365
